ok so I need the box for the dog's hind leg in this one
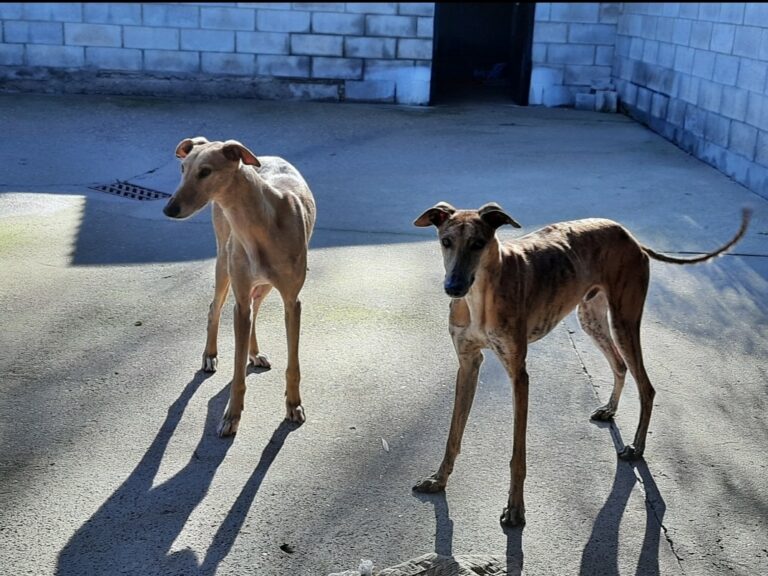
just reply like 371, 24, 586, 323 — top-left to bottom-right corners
609, 272, 655, 460
202, 204, 232, 373
282, 294, 305, 423
578, 289, 628, 421
248, 284, 273, 369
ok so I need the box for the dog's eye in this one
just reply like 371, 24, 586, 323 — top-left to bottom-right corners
199, 167, 212, 179
471, 239, 486, 250
441, 238, 452, 248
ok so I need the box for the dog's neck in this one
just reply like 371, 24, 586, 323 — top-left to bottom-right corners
215, 167, 278, 246
463, 236, 503, 327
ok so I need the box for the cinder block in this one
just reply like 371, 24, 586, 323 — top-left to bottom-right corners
719, 3, 746, 25
689, 21, 712, 50
699, 3, 722, 22
614, 36, 630, 58
3, 21, 63, 45
679, 4, 700, 19
595, 46, 614, 66
417, 17, 433, 38
534, 2, 551, 22
655, 17, 674, 43
291, 34, 343, 56
714, 53, 739, 86
642, 40, 659, 64
575, 92, 596, 111
542, 85, 573, 107
143, 4, 199, 28
692, 49, 715, 79
398, 3, 433, 17
344, 36, 395, 59
257, 9, 310, 32
704, 112, 730, 147
750, 92, 768, 135
344, 78, 395, 101
85, 47, 142, 70
720, 85, 748, 121
532, 44, 547, 65
124, 26, 179, 50
547, 44, 595, 65
180, 30, 235, 53
528, 66, 563, 104
736, 58, 766, 93
397, 38, 432, 59
22, 3, 82, 22
564, 64, 612, 86
550, 3, 599, 23
0, 4, 22, 19
202, 52, 255, 75
761, 28, 768, 61
640, 14, 658, 37
756, 130, 768, 166
667, 97, 687, 126
344, 3, 397, 15
288, 82, 339, 101
84, 3, 141, 25
365, 14, 416, 37
312, 12, 364, 35
620, 81, 638, 106
637, 86, 652, 112
733, 26, 761, 57
290, 3, 345, 13
65, 23, 121, 47
673, 45, 694, 73
684, 105, 706, 137
201, 7, 255, 31
662, 3, 680, 18
236, 31, 289, 55
257, 54, 310, 77
596, 90, 618, 112
394, 64, 430, 105
599, 3, 620, 24
534, 23, 567, 43
0, 44, 24, 66
698, 79, 722, 112
311, 56, 362, 79
144, 49, 200, 73
710, 23, 735, 53
649, 91, 668, 118
26, 44, 84, 67
629, 37, 644, 60
672, 19, 691, 46
729, 121, 758, 159
657, 42, 675, 68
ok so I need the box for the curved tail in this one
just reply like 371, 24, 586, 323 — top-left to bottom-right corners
642, 208, 752, 265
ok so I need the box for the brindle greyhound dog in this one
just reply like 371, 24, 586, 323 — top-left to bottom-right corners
412, 202, 750, 526
163, 137, 316, 436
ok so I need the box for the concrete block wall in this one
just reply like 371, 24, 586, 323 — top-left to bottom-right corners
0, 2, 434, 105
614, 3, 768, 198
530, 2, 620, 106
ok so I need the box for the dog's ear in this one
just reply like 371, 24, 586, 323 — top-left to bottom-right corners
414, 202, 457, 227
175, 136, 209, 159
221, 140, 261, 167
478, 202, 521, 229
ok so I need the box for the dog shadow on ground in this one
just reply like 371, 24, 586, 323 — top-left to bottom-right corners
413, 491, 524, 575
580, 422, 667, 576
56, 370, 296, 576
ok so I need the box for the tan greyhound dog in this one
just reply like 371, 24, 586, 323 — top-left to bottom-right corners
412, 202, 750, 526
163, 137, 316, 436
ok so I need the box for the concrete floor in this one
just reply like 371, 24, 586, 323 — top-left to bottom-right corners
0, 93, 766, 576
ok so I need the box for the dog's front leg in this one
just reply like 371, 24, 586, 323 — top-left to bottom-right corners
414, 344, 483, 493
500, 357, 529, 527
218, 299, 251, 437
283, 296, 305, 423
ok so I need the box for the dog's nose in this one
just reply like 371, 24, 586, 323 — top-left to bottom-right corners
163, 201, 180, 218
444, 276, 469, 298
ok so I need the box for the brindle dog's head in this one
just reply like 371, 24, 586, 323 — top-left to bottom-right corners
163, 136, 261, 220
414, 202, 521, 298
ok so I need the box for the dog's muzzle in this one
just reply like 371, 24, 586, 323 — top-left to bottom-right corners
444, 274, 474, 298
163, 200, 181, 218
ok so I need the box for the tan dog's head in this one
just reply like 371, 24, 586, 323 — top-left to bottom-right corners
414, 202, 521, 298
163, 136, 261, 219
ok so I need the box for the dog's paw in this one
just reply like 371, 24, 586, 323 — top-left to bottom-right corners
590, 405, 615, 421
217, 416, 239, 437
413, 474, 446, 493
202, 354, 218, 373
500, 504, 526, 527
286, 403, 305, 424
618, 445, 643, 460
248, 352, 271, 369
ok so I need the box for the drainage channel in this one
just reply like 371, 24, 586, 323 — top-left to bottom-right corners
89, 181, 170, 201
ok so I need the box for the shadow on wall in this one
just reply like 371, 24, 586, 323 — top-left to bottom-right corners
56, 371, 298, 576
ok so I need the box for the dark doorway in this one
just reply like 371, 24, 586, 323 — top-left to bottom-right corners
430, 3, 536, 105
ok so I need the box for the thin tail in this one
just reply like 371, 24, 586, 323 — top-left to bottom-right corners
642, 208, 752, 265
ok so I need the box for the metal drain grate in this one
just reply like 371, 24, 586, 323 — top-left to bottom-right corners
90, 181, 171, 201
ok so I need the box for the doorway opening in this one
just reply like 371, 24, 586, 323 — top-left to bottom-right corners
430, 3, 536, 105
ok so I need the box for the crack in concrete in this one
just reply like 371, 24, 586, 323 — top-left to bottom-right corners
564, 324, 687, 574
